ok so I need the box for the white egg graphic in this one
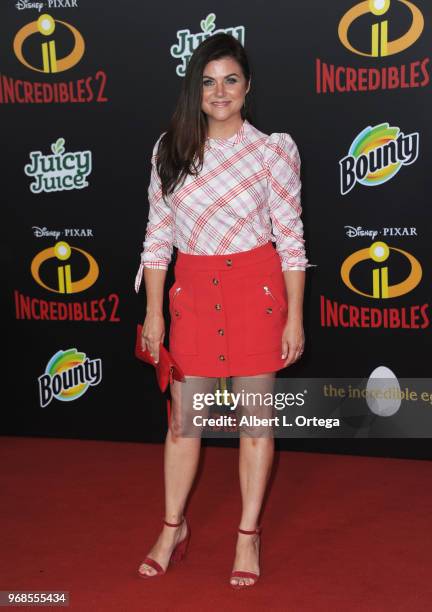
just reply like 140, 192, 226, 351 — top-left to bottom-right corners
366, 366, 401, 417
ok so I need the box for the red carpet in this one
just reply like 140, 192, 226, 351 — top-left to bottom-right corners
1, 437, 431, 611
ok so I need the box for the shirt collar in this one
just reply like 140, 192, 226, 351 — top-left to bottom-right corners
205, 119, 250, 150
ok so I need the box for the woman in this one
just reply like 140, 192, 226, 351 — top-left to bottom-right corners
135, 33, 312, 588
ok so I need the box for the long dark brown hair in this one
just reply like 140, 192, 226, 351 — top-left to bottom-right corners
157, 33, 251, 197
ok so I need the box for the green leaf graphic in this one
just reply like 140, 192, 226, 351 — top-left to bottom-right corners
201, 13, 216, 33
51, 137, 65, 155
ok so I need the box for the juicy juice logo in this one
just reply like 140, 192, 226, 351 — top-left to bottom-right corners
38, 348, 102, 408
339, 123, 419, 195
171, 13, 245, 77
24, 138, 92, 193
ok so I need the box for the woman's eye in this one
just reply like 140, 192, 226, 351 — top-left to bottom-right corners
203, 78, 238, 86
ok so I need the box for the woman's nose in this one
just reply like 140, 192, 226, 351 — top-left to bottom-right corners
215, 81, 226, 96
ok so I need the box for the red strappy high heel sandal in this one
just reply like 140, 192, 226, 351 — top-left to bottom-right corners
137, 518, 190, 578
230, 526, 261, 589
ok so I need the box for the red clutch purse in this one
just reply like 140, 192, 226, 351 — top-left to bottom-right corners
135, 324, 186, 392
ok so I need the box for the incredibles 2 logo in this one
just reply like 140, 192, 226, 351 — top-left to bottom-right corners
316, 0, 430, 94
1, 14, 108, 104
31, 241, 99, 293
320, 242, 429, 329
339, 123, 419, 195
341, 241, 422, 298
14, 13, 84, 72
338, 0, 423, 57
14, 240, 120, 322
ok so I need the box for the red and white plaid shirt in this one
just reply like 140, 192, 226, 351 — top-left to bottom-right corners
135, 119, 314, 292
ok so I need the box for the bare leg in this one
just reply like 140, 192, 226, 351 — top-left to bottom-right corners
230, 372, 276, 586
138, 374, 216, 576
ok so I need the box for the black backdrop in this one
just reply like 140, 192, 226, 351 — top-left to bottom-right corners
2, 1, 431, 458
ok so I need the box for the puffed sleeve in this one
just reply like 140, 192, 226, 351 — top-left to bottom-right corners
264, 132, 315, 272
134, 134, 174, 293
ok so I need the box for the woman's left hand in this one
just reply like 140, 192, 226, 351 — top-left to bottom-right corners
281, 319, 305, 367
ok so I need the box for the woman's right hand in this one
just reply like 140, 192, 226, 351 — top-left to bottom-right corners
141, 312, 165, 363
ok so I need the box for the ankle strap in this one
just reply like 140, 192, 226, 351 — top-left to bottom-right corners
238, 526, 261, 535
164, 518, 184, 527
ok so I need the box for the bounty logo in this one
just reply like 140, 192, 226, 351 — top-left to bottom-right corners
341, 241, 422, 298
338, 0, 424, 57
171, 13, 245, 77
31, 241, 99, 294
24, 138, 92, 194
38, 348, 102, 408
339, 123, 419, 195
14, 13, 85, 73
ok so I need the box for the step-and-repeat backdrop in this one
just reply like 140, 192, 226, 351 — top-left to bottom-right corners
2, 1, 431, 457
